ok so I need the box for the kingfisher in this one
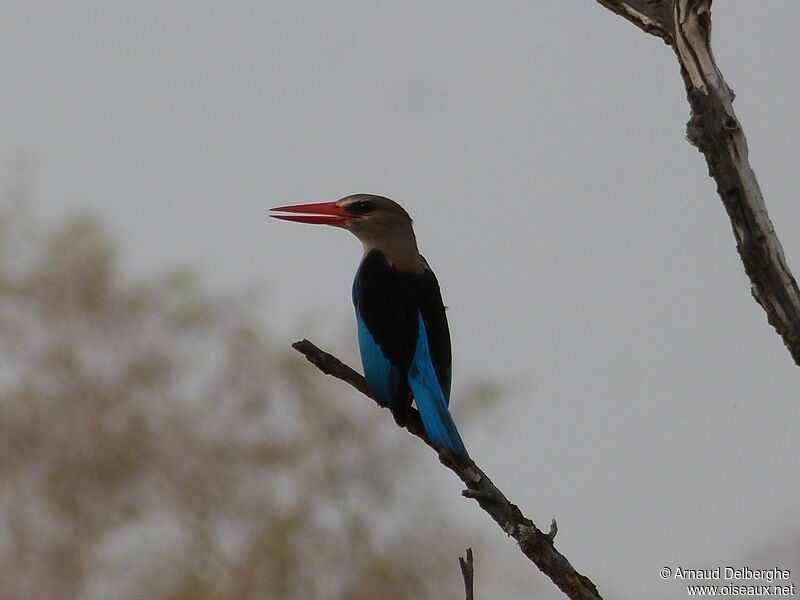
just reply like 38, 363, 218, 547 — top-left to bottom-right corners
271, 194, 468, 458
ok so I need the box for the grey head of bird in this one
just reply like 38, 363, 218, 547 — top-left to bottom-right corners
272, 194, 424, 272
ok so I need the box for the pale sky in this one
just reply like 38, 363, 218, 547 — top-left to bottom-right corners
2, 2, 799, 598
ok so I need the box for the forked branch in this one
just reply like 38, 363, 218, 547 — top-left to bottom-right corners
593, 0, 800, 365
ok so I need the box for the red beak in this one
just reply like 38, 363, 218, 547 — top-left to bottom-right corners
270, 201, 352, 226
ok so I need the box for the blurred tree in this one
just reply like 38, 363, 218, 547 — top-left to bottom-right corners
0, 183, 465, 599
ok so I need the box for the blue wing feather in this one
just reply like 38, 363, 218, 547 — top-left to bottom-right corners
353, 252, 467, 458
407, 313, 468, 458
356, 309, 404, 407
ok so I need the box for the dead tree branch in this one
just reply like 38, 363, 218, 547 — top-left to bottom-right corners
459, 548, 475, 600
292, 339, 603, 600
593, 0, 800, 365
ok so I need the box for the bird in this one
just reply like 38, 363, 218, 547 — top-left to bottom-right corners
271, 194, 469, 458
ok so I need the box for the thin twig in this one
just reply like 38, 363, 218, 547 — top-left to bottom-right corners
292, 339, 603, 600
459, 548, 474, 600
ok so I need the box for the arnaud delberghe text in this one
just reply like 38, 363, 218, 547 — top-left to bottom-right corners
674, 567, 791, 582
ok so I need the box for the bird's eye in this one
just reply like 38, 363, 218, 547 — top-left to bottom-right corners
351, 200, 374, 215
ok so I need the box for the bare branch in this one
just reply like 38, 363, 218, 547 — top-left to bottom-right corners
459, 548, 474, 600
593, 0, 673, 42
593, 0, 800, 365
292, 339, 604, 600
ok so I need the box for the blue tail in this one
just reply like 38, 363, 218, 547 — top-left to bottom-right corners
407, 313, 469, 458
